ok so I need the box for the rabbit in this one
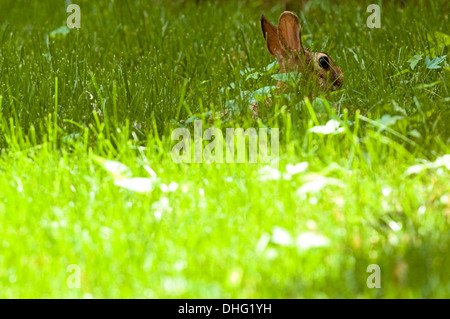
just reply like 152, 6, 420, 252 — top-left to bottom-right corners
260, 11, 343, 92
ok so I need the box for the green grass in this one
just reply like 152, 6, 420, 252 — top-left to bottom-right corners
0, 0, 449, 298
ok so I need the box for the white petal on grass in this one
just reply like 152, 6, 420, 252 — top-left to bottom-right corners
405, 164, 427, 175
271, 226, 293, 246
265, 248, 278, 260
286, 162, 308, 175
144, 165, 157, 178
389, 221, 402, 232
99, 226, 113, 240
229, 269, 242, 285
306, 220, 317, 231
309, 120, 344, 135
435, 154, 450, 170
296, 176, 344, 196
152, 197, 172, 221
162, 277, 187, 295
309, 197, 318, 205
382, 187, 392, 196
168, 182, 179, 192
296, 232, 330, 250
103, 160, 132, 178
174, 260, 187, 272
406, 154, 450, 175
259, 166, 281, 181
154, 210, 163, 221
256, 233, 271, 253
155, 197, 170, 209
160, 182, 179, 193
114, 177, 154, 193
388, 234, 399, 246
418, 206, 426, 215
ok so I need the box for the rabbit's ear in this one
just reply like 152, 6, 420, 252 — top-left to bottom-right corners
260, 14, 285, 58
277, 11, 304, 54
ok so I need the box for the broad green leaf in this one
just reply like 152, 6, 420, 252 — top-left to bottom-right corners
239, 67, 254, 76
247, 86, 276, 103
392, 100, 408, 116
245, 72, 260, 81
271, 72, 301, 87
251, 86, 276, 98
409, 129, 422, 138
311, 97, 329, 113
425, 55, 447, 69
427, 47, 442, 59
49, 26, 70, 38
185, 115, 199, 124
407, 54, 423, 70
427, 31, 450, 47
272, 72, 301, 83
378, 114, 404, 128
265, 60, 278, 72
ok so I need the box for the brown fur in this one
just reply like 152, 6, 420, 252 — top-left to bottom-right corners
261, 11, 343, 91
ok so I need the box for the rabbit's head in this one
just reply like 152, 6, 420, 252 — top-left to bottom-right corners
261, 11, 343, 91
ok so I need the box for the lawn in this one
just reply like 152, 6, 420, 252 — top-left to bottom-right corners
0, 0, 449, 298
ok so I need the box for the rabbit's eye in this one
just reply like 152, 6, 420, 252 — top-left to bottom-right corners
319, 56, 330, 69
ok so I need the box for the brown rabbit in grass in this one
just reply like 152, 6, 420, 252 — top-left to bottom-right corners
249, 11, 343, 118
261, 11, 343, 92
